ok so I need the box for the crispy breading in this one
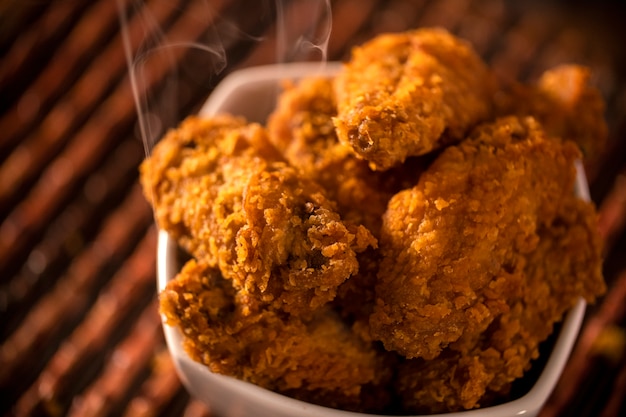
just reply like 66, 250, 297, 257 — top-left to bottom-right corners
267, 77, 426, 335
141, 28, 608, 415
140, 115, 376, 315
160, 259, 393, 412
395, 191, 605, 413
267, 76, 425, 236
370, 116, 596, 361
333, 28, 496, 170
495, 64, 608, 162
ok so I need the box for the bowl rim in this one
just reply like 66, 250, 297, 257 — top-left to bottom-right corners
157, 61, 589, 417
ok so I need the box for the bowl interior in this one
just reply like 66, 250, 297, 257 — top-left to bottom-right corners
157, 62, 588, 417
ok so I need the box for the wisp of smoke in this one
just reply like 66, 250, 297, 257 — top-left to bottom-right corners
117, 0, 332, 158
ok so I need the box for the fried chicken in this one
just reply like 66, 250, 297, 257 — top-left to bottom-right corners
395, 191, 605, 413
267, 77, 426, 336
140, 28, 609, 415
495, 64, 608, 163
267, 76, 424, 236
333, 27, 496, 170
370, 116, 599, 361
160, 259, 393, 412
140, 115, 376, 315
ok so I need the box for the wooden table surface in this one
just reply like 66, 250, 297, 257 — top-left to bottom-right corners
1, 0, 625, 416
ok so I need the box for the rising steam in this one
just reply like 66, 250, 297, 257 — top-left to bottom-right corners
117, 0, 333, 157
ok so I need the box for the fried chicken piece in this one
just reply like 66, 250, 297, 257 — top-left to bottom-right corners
333, 28, 496, 170
370, 116, 589, 361
267, 76, 425, 236
395, 192, 605, 413
496, 64, 608, 163
267, 77, 426, 334
160, 259, 393, 412
140, 115, 376, 315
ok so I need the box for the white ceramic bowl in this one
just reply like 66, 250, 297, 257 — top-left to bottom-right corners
157, 62, 589, 417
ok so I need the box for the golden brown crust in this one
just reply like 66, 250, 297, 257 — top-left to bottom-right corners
371, 116, 605, 412
395, 191, 605, 413
160, 259, 393, 412
268, 77, 425, 236
370, 116, 590, 360
495, 64, 608, 163
141, 115, 376, 315
266, 77, 427, 335
333, 28, 496, 170
141, 29, 608, 415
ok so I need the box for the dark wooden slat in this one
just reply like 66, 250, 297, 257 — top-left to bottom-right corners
12, 229, 157, 417
597, 170, 626, 253
121, 350, 186, 417
0, 139, 145, 338
181, 400, 213, 417
0, 1, 50, 52
0, 0, 232, 274
66, 300, 162, 417
600, 356, 626, 417
326, 0, 382, 60
0, 0, 130, 157
0, 0, 184, 212
0, 1, 91, 114
540, 269, 626, 417
0, 186, 152, 412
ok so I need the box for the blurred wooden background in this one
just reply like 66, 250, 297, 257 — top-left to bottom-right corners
1, 0, 625, 416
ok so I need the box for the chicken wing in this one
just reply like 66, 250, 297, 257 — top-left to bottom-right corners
140, 115, 376, 315
267, 77, 426, 335
160, 259, 393, 412
394, 191, 605, 413
333, 28, 496, 170
267, 76, 425, 236
141, 28, 608, 414
370, 116, 593, 360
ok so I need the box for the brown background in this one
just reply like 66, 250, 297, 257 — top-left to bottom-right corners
1, 0, 625, 416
